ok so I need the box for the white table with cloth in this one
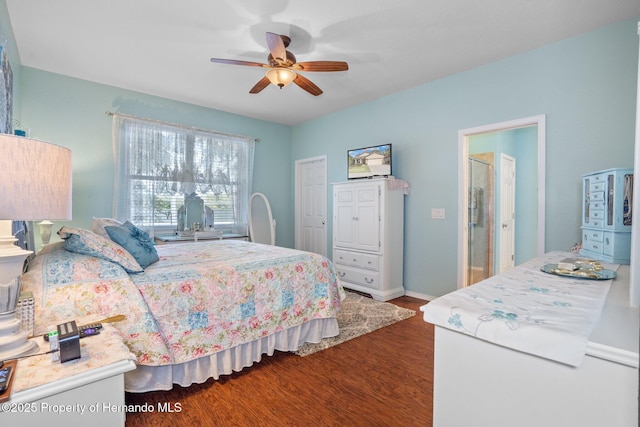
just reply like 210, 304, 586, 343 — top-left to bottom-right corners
421, 251, 638, 427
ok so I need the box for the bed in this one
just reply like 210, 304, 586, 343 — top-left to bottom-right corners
21, 234, 345, 393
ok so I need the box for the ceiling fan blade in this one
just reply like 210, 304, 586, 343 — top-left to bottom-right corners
293, 61, 349, 72
249, 76, 271, 94
266, 32, 287, 63
293, 74, 323, 96
210, 58, 268, 68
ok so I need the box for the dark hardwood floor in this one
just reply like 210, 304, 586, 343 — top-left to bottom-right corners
125, 295, 434, 427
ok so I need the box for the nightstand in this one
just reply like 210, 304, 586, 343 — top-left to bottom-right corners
0, 325, 136, 426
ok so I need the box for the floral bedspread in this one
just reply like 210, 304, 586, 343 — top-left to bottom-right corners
422, 251, 615, 367
22, 240, 344, 366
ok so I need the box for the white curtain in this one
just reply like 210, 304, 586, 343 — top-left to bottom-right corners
112, 114, 255, 234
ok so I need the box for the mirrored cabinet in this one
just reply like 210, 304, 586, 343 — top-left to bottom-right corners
581, 168, 633, 264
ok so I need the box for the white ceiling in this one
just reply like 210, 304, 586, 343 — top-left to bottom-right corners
6, 0, 640, 126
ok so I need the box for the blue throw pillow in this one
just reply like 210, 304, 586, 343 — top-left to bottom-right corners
59, 227, 143, 274
105, 221, 159, 268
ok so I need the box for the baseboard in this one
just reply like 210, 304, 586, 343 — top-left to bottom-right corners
404, 289, 439, 302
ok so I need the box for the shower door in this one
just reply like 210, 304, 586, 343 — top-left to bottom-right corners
467, 156, 494, 286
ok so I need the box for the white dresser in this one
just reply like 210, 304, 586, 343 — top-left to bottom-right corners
422, 254, 639, 427
332, 179, 405, 301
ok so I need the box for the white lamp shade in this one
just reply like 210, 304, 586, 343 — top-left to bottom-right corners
0, 134, 72, 220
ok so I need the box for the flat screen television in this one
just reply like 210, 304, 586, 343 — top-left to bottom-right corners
347, 143, 392, 179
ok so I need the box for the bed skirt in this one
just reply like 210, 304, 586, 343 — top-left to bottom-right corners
125, 317, 339, 392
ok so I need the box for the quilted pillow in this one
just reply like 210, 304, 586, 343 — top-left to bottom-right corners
58, 226, 143, 273
90, 217, 123, 237
105, 221, 159, 268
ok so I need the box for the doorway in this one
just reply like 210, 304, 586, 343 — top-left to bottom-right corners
294, 156, 328, 256
458, 115, 546, 288
467, 155, 494, 285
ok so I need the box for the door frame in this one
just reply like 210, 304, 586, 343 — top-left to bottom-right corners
294, 155, 328, 255
457, 115, 546, 288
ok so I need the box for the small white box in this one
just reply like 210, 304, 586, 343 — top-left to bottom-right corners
557, 262, 578, 271
17, 291, 35, 337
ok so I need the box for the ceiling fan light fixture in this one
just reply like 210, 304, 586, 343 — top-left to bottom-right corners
266, 68, 297, 89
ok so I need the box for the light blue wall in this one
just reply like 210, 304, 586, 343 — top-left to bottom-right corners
3, 6, 637, 298
292, 19, 638, 298
512, 127, 539, 263
16, 68, 294, 247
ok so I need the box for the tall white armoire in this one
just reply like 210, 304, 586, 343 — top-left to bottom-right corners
332, 178, 405, 301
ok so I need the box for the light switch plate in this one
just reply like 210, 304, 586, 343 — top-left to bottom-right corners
432, 208, 445, 219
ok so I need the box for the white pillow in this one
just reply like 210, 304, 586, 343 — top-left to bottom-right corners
90, 217, 123, 237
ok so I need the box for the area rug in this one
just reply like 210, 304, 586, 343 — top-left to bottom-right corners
295, 291, 416, 357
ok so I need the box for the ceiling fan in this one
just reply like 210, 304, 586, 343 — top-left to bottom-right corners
210, 32, 349, 96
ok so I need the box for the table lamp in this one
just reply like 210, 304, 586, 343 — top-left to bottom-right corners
0, 134, 72, 360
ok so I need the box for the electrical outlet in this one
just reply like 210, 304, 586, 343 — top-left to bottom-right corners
431, 208, 445, 219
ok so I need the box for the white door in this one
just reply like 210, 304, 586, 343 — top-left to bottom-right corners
499, 153, 516, 272
295, 157, 327, 256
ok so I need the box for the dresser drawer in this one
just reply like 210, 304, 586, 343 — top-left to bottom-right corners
589, 191, 604, 202
589, 209, 605, 222
356, 253, 379, 271
589, 200, 604, 210
582, 228, 604, 253
335, 265, 381, 290
333, 249, 379, 271
583, 229, 604, 243
333, 249, 352, 266
587, 218, 604, 228
590, 182, 605, 192
582, 239, 604, 254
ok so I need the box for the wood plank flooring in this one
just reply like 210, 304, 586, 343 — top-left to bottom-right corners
125, 295, 433, 427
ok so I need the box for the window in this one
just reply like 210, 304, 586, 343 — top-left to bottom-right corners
112, 114, 255, 235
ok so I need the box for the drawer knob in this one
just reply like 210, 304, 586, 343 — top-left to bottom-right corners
365, 277, 374, 284
338, 271, 346, 278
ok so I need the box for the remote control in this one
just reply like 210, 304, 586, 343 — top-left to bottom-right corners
43, 322, 103, 341
79, 324, 102, 338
